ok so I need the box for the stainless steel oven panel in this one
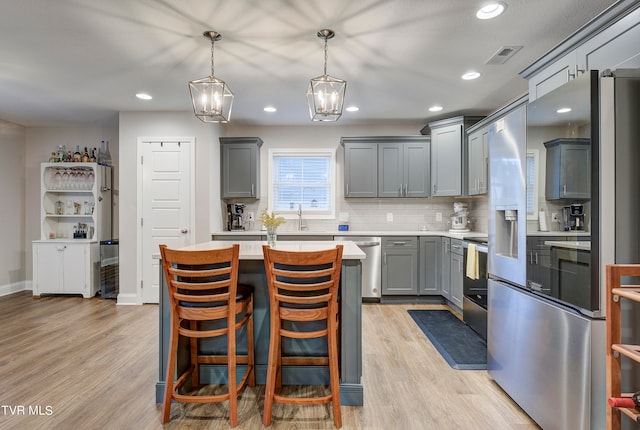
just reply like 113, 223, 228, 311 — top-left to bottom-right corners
463, 241, 488, 297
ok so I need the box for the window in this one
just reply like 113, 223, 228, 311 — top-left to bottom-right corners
526, 150, 539, 220
268, 149, 335, 219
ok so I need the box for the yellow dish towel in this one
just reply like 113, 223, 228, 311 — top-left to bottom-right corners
466, 243, 479, 280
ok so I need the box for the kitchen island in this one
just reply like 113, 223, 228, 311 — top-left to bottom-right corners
156, 240, 366, 406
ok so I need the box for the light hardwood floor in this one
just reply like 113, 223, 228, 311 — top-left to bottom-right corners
0, 292, 539, 429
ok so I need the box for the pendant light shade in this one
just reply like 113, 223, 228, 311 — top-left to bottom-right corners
189, 31, 234, 123
306, 29, 346, 122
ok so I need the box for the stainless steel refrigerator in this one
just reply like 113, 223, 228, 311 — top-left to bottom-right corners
487, 69, 640, 430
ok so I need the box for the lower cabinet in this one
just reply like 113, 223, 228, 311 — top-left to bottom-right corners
441, 237, 451, 299
32, 241, 99, 298
381, 237, 419, 295
419, 237, 441, 295
449, 239, 464, 309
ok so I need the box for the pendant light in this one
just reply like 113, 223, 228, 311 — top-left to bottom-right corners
306, 29, 346, 122
189, 31, 234, 123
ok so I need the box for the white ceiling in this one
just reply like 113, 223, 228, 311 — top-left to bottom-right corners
0, 0, 618, 128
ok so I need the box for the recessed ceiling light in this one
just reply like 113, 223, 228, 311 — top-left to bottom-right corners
263, 106, 277, 113
557, 107, 572, 113
462, 71, 481, 80
476, 2, 506, 20
429, 105, 443, 112
345, 106, 359, 112
136, 92, 152, 100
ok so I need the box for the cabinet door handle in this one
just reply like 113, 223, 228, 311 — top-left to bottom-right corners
56, 245, 66, 251
251, 184, 255, 197
563, 185, 566, 196
534, 252, 538, 265
404, 184, 408, 196
181, 228, 189, 234
346, 184, 349, 196
433, 184, 437, 193
384, 252, 387, 265
567, 67, 576, 81
393, 241, 407, 246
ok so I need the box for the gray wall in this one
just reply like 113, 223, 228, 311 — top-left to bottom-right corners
0, 120, 26, 295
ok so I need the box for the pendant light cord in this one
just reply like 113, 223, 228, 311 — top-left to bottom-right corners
210, 38, 216, 78
323, 36, 328, 76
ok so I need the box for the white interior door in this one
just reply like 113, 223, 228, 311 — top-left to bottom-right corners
140, 138, 194, 304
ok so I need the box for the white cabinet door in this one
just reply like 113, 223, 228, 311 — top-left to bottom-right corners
62, 244, 87, 293
34, 243, 64, 294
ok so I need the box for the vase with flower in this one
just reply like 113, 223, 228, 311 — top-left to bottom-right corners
258, 210, 286, 246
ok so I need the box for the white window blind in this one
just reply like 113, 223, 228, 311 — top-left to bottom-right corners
269, 149, 335, 218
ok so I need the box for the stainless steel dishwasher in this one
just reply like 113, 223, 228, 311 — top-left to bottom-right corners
335, 236, 381, 301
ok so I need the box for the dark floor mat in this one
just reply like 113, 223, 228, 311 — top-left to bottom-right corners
408, 309, 487, 370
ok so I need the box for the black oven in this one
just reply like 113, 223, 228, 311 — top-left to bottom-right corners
462, 238, 488, 340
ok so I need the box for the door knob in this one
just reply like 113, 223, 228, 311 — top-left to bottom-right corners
181, 228, 189, 234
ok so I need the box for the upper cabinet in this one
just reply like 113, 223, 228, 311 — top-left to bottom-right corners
341, 136, 430, 198
523, 1, 640, 100
378, 140, 430, 198
342, 140, 378, 198
220, 137, 262, 199
466, 126, 489, 196
422, 116, 483, 197
544, 138, 591, 200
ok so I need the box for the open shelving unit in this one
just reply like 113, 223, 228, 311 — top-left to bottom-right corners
606, 264, 640, 429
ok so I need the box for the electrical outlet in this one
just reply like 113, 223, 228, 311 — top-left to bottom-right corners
386, 212, 393, 222
247, 212, 255, 222
436, 212, 443, 222
551, 212, 559, 222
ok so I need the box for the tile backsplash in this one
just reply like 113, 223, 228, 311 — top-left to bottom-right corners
226, 196, 488, 233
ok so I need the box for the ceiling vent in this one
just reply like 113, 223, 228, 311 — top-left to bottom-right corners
485, 45, 523, 65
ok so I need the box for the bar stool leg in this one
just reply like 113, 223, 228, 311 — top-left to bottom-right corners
248, 299, 256, 387
263, 313, 281, 426
329, 316, 342, 428
161, 317, 179, 424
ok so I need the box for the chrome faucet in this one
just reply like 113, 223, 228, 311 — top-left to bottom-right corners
297, 203, 305, 231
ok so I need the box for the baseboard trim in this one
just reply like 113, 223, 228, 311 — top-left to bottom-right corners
116, 293, 140, 305
0, 280, 30, 297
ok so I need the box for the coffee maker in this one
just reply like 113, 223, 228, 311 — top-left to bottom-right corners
562, 204, 585, 231
226, 203, 245, 231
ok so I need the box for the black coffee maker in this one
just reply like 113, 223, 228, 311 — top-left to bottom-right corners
562, 204, 585, 231
226, 203, 245, 231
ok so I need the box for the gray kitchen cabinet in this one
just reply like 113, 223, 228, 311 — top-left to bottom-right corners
423, 116, 483, 197
544, 138, 590, 200
342, 140, 378, 198
440, 237, 451, 299
466, 126, 488, 195
419, 237, 441, 295
220, 137, 262, 199
381, 237, 419, 295
342, 136, 430, 198
378, 141, 430, 198
449, 239, 464, 309
523, 2, 640, 100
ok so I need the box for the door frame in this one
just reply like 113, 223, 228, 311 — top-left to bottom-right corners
136, 136, 196, 304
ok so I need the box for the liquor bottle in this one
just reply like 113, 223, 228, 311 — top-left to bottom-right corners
90, 148, 97, 163
73, 145, 82, 162
82, 147, 90, 163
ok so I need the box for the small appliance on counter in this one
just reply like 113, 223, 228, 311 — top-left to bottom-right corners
449, 202, 471, 233
226, 203, 246, 231
562, 203, 585, 231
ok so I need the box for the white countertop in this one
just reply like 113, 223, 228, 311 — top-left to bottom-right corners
159, 240, 366, 260
544, 240, 591, 251
213, 230, 488, 240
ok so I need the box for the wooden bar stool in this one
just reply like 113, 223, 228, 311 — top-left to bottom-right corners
261, 244, 343, 428
159, 244, 254, 427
